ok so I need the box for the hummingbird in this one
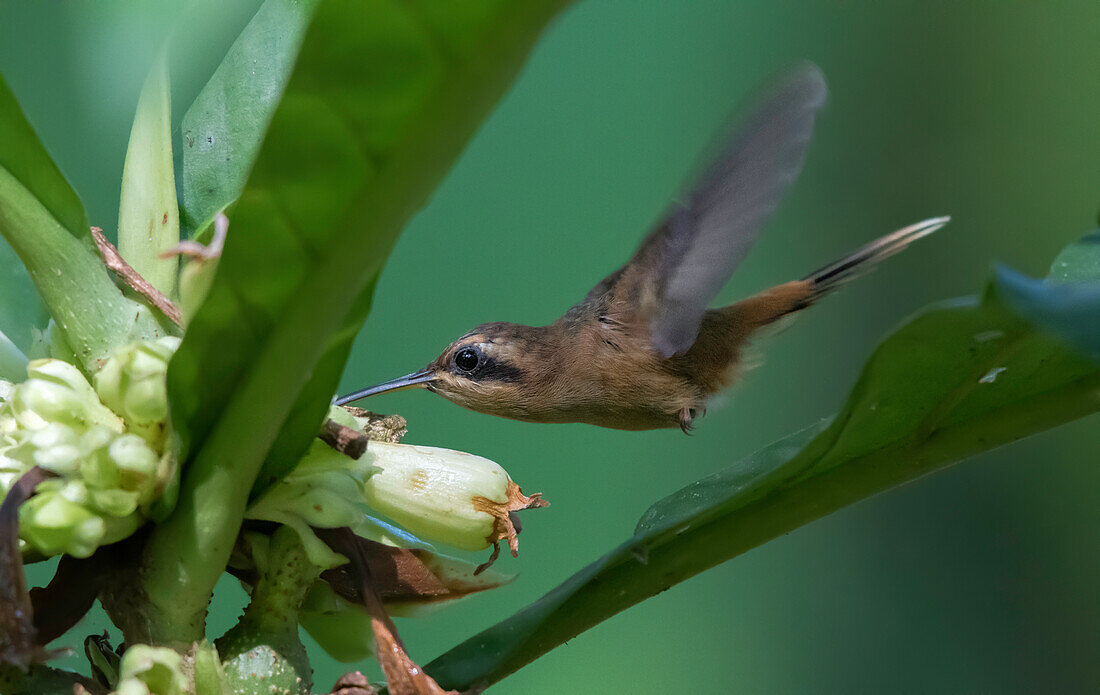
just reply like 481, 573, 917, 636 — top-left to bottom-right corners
336, 64, 948, 432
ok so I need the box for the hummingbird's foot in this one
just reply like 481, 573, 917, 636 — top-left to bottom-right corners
679, 407, 697, 434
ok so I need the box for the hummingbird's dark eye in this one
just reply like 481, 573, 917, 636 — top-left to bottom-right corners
454, 347, 481, 373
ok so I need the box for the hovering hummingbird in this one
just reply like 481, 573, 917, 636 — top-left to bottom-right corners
336, 64, 947, 432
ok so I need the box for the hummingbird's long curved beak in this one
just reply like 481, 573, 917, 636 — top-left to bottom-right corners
334, 369, 434, 406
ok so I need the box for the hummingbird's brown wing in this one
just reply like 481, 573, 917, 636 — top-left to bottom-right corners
577, 63, 827, 357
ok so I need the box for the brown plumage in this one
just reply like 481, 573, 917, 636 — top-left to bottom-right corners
336, 64, 948, 431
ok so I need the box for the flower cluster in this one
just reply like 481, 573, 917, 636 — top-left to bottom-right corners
0, 337, 178, 558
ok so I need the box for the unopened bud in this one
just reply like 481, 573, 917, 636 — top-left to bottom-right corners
18, 487, 106, 558
23, 422, 83, 474
94, 337, 178, 447
113, 645, 188, 695
12, 359, 123, 432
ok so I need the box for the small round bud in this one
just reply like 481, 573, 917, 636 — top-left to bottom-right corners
93, 337, 179, 448
114, 645, 188, 695
12, 359, 122, 432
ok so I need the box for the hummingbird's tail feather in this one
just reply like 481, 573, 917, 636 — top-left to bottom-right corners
803, 216, 950, 298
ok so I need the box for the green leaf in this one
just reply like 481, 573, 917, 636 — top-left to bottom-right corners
0, 75, 169, 373
118, 50, 180, 299
0, 328, 27, 382
421, 233, 1100, 693
177, 0, 317, 238
139, 0, 572, 644
996, 230, 1100, 359
0, 239, 45, 354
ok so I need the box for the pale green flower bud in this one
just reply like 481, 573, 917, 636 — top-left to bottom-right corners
94, 337, 179, 447
18, 488, 105, 558
108, 434, 160, 489
16, 475, 145, 558
11, 359, 123, 432
77, 426, 122, 488
362, 442, 547, 556
112, 644, 187, 695
24, 422, 83, 474
86, 486, 141, 518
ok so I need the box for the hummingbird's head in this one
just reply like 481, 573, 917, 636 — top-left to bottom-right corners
336, 322, 545, 416
424, 323, 536, 410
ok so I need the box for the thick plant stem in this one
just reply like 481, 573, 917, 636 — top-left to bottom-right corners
131, 257, 379, 645
132, 0, 573, 646
216, 527, 319, 695
228, 527, 319, 636
0, 77, 168, 374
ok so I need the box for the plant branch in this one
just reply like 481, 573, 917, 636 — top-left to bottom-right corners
90, 227, 182, 327
0, 467, 55, 669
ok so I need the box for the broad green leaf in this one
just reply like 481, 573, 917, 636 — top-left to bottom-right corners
996, 230, 1100, 359
253, 277, 376, 494
0, 76, 169, 374
118, 50, 180, 299
140, 0, 573, 644
421, 233, 1100, 693
177, 0, 317, 238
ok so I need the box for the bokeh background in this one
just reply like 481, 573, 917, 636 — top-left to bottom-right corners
3, 1, 1098, 692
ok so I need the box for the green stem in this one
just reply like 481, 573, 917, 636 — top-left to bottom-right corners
215, 527, 319, 695
233, 528, 319, 635
134, 0, 572, 645
0, 167, 166, 374
0, 77, 168, 374
133, 250, 377, 644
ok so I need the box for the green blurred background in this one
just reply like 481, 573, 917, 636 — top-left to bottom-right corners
3, 1, 1098, 692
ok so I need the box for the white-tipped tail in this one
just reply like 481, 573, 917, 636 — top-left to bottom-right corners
804, 216, 950, 295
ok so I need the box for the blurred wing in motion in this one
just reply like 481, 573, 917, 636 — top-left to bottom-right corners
576, 63, 828, 357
